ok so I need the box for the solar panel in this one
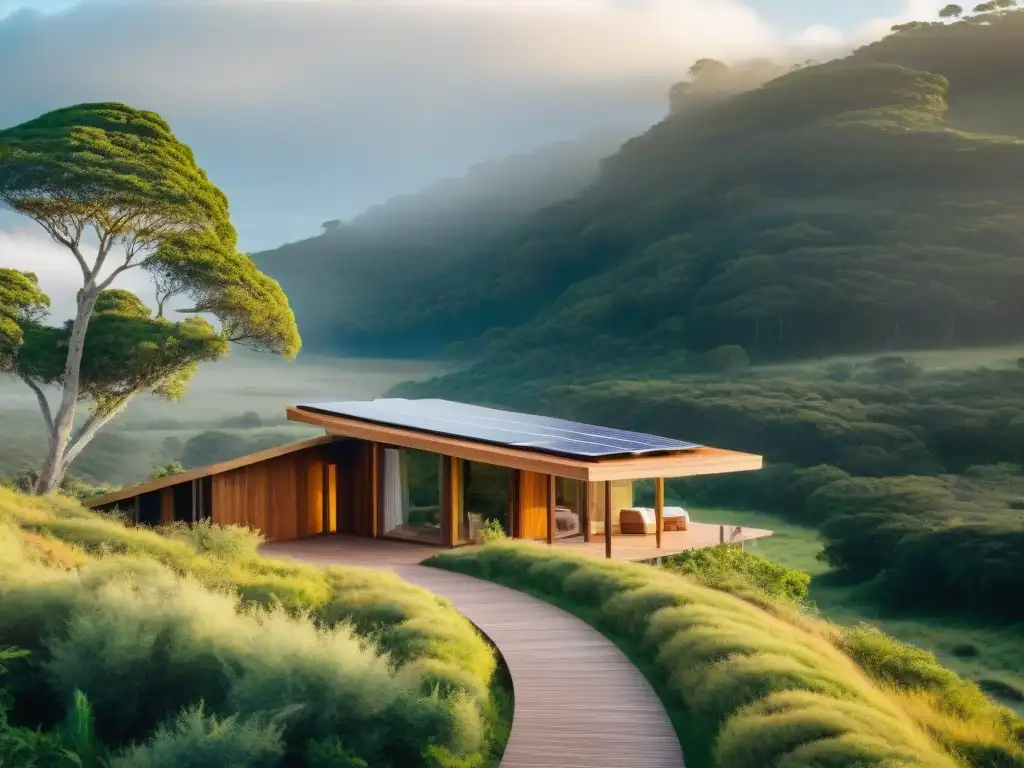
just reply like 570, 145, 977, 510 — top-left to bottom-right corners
296, 398, 701, 460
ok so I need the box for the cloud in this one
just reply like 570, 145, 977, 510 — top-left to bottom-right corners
0, 0, 786, 249
0, 0, 938, 253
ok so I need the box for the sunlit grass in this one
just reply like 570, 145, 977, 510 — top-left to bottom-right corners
427, 541, 1024, 768
691, 506, 1024, 714
0, 487, 509, 767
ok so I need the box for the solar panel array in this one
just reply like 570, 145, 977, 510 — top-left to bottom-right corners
296, 398, 701, 460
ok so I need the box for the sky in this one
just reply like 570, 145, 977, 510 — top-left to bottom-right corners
0, 0, 944, 319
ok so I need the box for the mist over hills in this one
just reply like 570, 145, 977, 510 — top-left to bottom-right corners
251, 130, 629, 354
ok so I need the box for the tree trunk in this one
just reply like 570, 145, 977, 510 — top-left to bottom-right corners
35, 285, 100, 494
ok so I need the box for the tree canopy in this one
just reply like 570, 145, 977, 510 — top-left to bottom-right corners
0, 102, 300, 492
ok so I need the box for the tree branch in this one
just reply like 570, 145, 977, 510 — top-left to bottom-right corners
69, 242, 92, 283
19, 376, 54, 433
62, 396, 134, 469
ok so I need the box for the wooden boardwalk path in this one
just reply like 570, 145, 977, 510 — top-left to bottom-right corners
396, 565, 685, 768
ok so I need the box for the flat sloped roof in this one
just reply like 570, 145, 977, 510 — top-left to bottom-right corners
295, 398, 702, 460
288, 399, 761, 482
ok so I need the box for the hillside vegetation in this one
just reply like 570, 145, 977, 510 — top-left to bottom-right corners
250, 132, 625, 355
289, 9, 1024, 366
427, 542, 1024, 768
400, 355, 1024, 625
0, 488, 509, 767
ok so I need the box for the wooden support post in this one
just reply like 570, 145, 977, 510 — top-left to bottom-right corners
370, 443, 380, 538
719, 524, 725, 545
581, 481, 591, 543
655, 477, 664, 550
133, 495, 140, 526
322, 460, 331, 535
604, 480, 612, 559
546, 474, 556, 545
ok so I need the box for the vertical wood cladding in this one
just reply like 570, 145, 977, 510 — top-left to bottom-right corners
335, 440, 376, 538
210, 443, 363, 543
517, 470, 550, 539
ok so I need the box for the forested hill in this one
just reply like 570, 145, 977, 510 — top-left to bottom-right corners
250, 131, 626, 354
306, 8, 1024, 368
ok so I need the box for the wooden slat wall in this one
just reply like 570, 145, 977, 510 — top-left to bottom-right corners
517, 470, 549, 539
211, 445, 338, 543
337, 441, 375, 538
159, 488, 174, 525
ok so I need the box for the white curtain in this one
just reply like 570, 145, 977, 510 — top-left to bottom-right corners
382, 448, 405, 533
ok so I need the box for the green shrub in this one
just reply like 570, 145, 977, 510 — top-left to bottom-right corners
480, 519, 507, 544
159, 519, 263, 561
426, 542, 968, 768
0, 488, 508, 767
109, 704, 284, 768
663, 544, 811, 605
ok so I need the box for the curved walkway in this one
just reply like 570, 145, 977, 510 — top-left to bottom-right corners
395, 565, 684, 768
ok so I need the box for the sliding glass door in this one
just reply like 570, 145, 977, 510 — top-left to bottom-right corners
459, 460, 512, 541
380, 447, 443, 544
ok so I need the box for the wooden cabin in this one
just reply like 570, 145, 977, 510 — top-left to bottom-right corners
87, 398, 762, 558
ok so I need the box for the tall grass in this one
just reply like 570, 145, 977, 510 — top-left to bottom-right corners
427, 541, 1023, 768
0, 487, 508, 767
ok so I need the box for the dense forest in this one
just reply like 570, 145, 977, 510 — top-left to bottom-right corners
264, 8, 1024, 363
251, 132, 626, 355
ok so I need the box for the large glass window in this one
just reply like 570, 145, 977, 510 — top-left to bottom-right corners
380, 447, 443, 544
460, 460, 511, 542
554, 477, 585, 540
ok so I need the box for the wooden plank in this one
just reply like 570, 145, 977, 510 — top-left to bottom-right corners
655, 477, 664, 550
546, 474, 556, 545
159, 487, 174, 526
87, 435, 337, 508
604, 481, 612, 559
396, 566, 685, 768
517, 471, 548, 539
581, 480, 591, 543
261, 522, 773, 568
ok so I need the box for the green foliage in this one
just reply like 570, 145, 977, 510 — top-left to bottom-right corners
427, 543, 978, 768
0, 101, 301, 492
480, 519, 507, 544
109, 705, 284, 768
663, 545, 810, 605
0, 488, 509, 767
0, 269, 48, 369
149, 461, 185, 480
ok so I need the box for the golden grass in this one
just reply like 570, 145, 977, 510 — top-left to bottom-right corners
427, 541, 1022, 768
0, 487, 508, 766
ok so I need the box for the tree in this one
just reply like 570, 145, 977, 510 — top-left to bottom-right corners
0, 103, 301, 494
939, 4, 963, 17
687, 58, 729, 80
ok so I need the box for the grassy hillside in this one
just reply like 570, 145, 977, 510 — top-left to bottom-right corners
302, 8, 1024, 367
250, 132, 626, 356
427, 542, 1024, 768
0, 488, 510, 766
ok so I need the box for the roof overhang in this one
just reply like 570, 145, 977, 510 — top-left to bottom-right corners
85, 435, 337, 508
286, 406, 762, 482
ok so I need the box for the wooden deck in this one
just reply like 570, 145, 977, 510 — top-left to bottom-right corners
556, 521, 774, 561
261, 522, 773, 570
261, 534, 440, 568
